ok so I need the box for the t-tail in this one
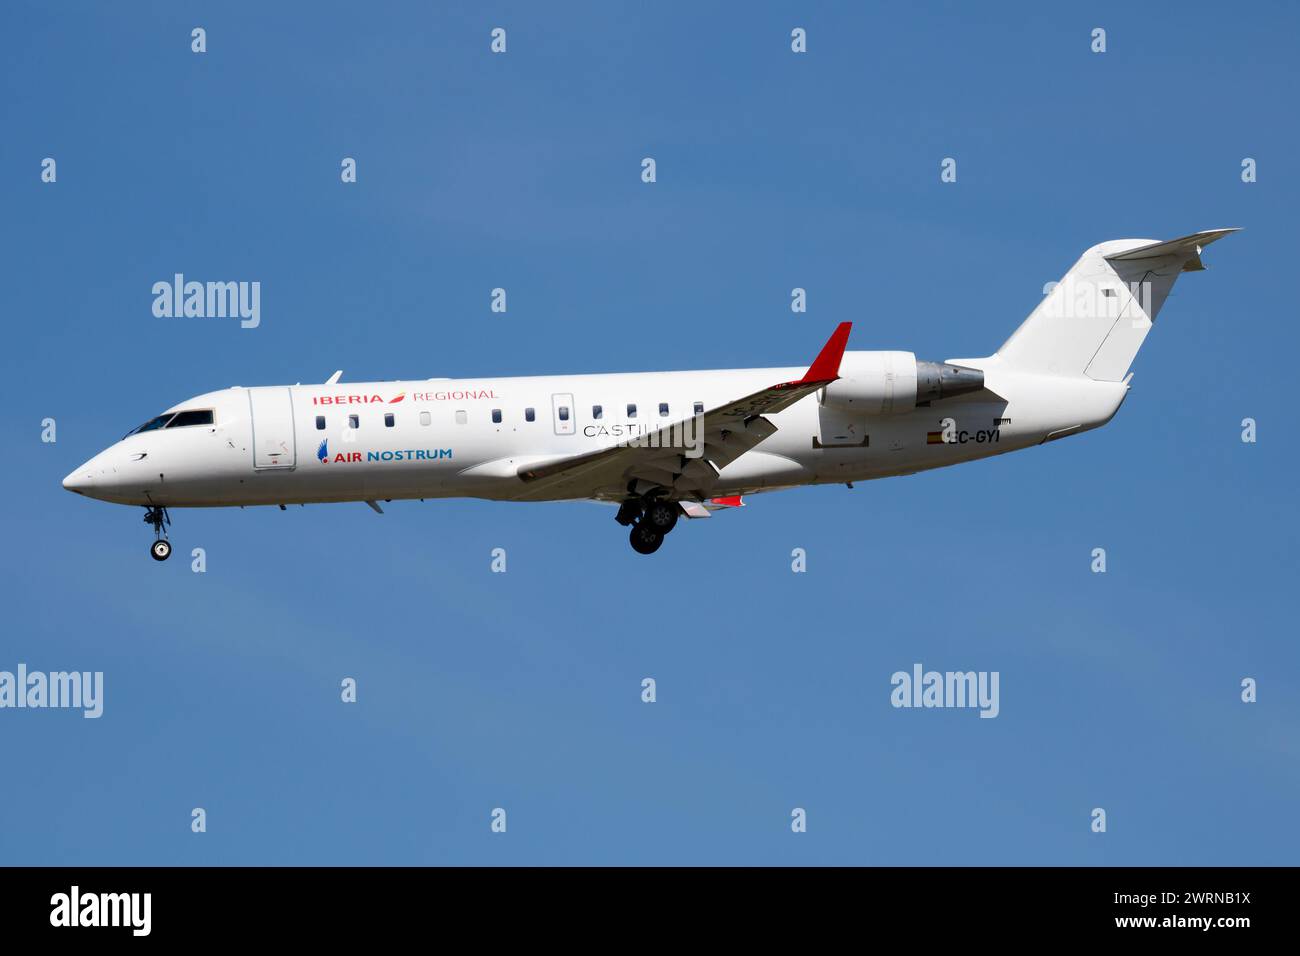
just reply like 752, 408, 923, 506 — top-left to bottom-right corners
995, 228, 1239, 381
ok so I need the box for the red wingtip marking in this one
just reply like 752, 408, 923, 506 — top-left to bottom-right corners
800, 322, 852, 384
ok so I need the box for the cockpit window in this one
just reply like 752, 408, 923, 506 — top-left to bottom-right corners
126, 414, 174, 437
165, 409, 215, 428
125, 408, 215, 438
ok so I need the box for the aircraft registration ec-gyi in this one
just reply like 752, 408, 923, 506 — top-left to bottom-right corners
63, 229, 1235, 558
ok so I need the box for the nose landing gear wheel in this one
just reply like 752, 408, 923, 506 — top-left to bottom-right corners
629, 523, 663, 555
143, 506, 173, 562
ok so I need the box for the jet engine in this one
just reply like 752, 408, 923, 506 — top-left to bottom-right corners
820, 351, 984, 414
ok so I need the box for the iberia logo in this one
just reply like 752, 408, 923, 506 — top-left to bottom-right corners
312, 392, 407, 406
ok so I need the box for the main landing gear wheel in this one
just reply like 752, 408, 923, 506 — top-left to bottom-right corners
642, 499, 679, 534
143, 506, 172, 561
629, 523, 663, 555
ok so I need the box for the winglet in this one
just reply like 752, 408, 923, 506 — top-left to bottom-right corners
800, 322, 852, 384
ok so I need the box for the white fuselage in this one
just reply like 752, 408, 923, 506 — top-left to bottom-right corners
62, 353, 1129, 509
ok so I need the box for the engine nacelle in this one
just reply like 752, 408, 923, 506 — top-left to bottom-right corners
821, 352, 984, 414
820, 351, 918, 414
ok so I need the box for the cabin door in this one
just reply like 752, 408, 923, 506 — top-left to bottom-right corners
248, 387, 298, 469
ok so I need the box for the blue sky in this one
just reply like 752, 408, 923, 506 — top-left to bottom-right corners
1, 0, 1296, 864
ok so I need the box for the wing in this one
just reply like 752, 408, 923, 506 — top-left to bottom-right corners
514, 323, 852, 501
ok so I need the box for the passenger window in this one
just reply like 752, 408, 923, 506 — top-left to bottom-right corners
455, 410, 468, 425
492, 409, 502, 424
315, 415, 326, 430
558, 406, 570, 421
348, 414, 359, 430
384, 413, 395, 427
694, 401, 704, 415
419, 411, 431, 426
659, 402, 669, 417
525, 408, 536, 422
165, 409, 215, 428
592, 405, 603, 419
627, 403, 637, 418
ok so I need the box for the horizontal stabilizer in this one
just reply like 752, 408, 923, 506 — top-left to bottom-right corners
1105, 228, 1239, 272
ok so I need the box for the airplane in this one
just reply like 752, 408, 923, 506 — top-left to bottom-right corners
62, 229, 1236, 559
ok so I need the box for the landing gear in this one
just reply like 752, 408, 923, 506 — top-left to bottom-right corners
615, 499, 643, 527
629, 522, 663, 555
144, 506, 172, 561
622, 495, 680, 554
642, 499, 679, 534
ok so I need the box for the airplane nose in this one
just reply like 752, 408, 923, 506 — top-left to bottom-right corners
62, 462, 98, 494
61, 449, 144, 502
